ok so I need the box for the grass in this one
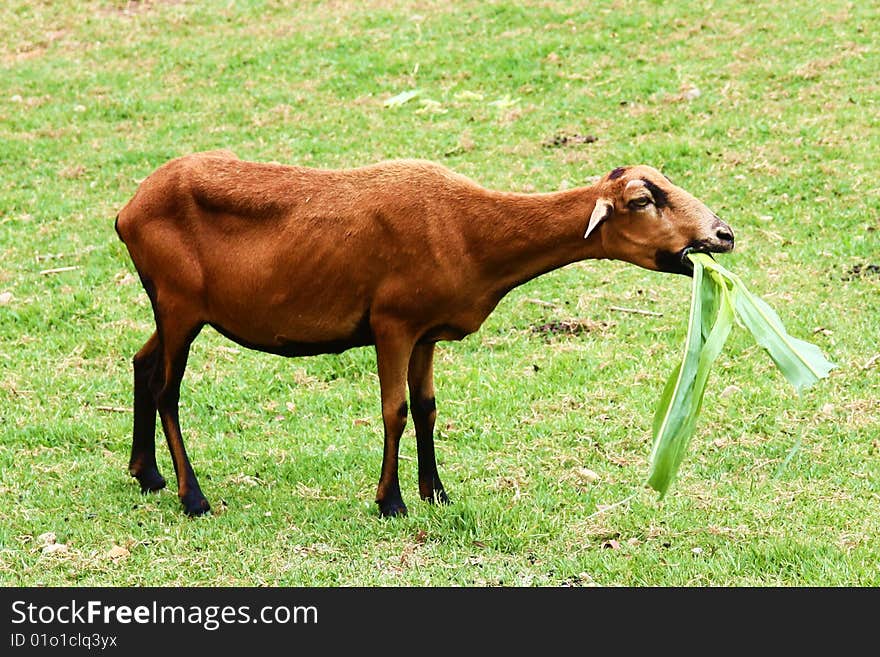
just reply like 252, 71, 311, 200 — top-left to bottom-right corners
0, 0, 877, 586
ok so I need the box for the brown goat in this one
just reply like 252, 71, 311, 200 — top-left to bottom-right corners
115, 150, 734, 517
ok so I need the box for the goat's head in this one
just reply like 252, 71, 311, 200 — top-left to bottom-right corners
585, 165, 734, 275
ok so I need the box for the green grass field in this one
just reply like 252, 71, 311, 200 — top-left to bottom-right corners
1, 0, 877, 586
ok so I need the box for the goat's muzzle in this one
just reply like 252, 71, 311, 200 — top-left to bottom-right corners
677, 230, 735, 276
708, 217, 735, 253
658, 220, 736, 276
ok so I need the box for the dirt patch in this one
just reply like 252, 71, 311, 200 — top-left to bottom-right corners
842, 263, 880, 281
108, 0, 187, 15
542, 132, 598, 148
1, 29, 69, 65
531, 319, 612, 338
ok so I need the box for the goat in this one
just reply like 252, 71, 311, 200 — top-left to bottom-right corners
115, 150, 734, 517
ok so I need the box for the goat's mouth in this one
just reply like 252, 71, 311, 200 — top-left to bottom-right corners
677, 247, 710, 276
656, 244, 724, 276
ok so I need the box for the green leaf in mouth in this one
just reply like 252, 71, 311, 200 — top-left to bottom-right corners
646, 253, 836, 496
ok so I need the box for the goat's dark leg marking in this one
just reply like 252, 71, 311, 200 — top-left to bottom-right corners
128, 331, 166, 492
154, 312, 208, 516
408, 343, 449, 504
373, 322, 415, 518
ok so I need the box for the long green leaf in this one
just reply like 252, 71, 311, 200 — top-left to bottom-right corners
647, 259, 734, 495
650, 264, 703, 450
646, 253, 835, 496
696, 255, 836, 392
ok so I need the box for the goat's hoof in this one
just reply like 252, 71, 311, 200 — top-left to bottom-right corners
378, 500, 408, 518
181, 492, 211, 517
421, 489, 452, 505
420, 484, 451, 505
132, 468, 167, 493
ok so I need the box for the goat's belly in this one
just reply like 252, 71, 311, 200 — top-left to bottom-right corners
209, 321, 374, 356
206, 299, 374, 357
209, 319, 374, 357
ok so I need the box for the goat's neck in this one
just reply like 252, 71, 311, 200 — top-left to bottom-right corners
470, 186, 607, 296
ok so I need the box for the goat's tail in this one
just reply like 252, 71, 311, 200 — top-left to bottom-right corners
114, 214, 121, 240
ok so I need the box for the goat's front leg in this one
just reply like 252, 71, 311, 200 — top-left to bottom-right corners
373, 321, 415, 518
408, 343, 450, 504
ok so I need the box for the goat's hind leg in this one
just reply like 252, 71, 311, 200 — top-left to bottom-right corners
128, 332, 166, 492
153, 310, 209, 516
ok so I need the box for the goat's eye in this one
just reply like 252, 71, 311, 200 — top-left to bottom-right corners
629, 197, 652, 209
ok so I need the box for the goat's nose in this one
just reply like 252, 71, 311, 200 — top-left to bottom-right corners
712, 218, 735, 246
716, 225, 734, 243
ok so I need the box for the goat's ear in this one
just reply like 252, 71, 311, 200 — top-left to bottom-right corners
585, 198, 613, 239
